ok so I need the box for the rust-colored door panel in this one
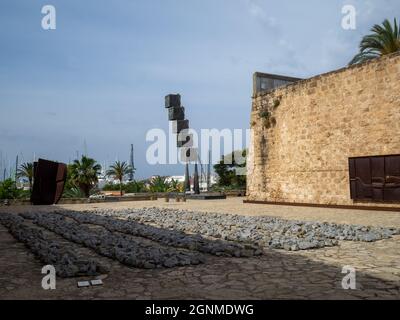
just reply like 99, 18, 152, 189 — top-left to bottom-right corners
349, 155, 400, 202
31, 159, 67, 205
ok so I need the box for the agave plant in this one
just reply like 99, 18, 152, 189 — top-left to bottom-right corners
62, 187, 86, 199
350, 18, 400, 65
106, 161, 134, 196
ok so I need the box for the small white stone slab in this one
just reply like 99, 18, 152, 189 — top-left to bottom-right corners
90, 279, 103, 286
77, 281, 90, 288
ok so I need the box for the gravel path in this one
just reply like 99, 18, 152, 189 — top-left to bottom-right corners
87, 207, 400, 251
54, 210, 262, 257
0, 213, 106, 277
21, 212, 204, 269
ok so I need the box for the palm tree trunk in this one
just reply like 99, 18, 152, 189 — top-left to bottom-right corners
120, 179, 123, 197
81, 184, 90, 198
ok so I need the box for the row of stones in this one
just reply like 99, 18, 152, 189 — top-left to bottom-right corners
21, 212, 204, 269
54, 210, 262, 257
0, 213, 106, 278
90, 208, 400, 251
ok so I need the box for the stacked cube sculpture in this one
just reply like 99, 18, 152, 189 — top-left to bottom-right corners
165, 94, 199, 193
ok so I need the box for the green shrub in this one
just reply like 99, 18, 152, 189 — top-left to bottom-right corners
0, 179, 21, 200
124, 181, 147, 193
62, 187, 86, 199
102, 181, 148, 193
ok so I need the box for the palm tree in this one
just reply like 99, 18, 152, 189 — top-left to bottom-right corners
17, 162, 34, 193
167, 179, 183, 193
149, 176, 170, 193
350, 18, 400, 65
69, 156, 101, 198
106, 161, 134, 196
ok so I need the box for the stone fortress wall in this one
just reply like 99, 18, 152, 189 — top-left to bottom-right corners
247, 52, 400, 208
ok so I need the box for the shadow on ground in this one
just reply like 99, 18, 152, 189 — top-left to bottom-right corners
0, 207, 399, 300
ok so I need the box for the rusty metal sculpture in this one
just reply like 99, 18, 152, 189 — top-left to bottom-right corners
31, 159, 67, 205
349, 155, 400, 202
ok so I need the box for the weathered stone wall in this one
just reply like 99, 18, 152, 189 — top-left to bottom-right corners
247, 52, 400, 207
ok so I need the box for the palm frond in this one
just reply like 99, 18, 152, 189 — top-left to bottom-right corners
350, 18, 400, 65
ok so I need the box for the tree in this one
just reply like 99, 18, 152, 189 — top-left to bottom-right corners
350, 18, 400, 65
0, 179, 20, 200
167, 179, 184, 193
17, 162, 34, 193
148, 176, 170, 193
69, 156, 101, 198
106, 161, 134, 196
214, 149, 247, 188
124, 181, 146, 193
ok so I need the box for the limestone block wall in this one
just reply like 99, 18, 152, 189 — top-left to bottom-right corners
247, 52, 400, 207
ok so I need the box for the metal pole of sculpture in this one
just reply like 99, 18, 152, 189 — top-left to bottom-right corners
184, 163, 190, 192
193, 162, 200, 194
207, 150, 211, 191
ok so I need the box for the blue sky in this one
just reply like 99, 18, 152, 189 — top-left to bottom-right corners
0, 0, 399, 179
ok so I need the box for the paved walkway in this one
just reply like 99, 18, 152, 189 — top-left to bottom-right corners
0, 199, 399, 299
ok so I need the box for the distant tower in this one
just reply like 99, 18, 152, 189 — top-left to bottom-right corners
15, 155, 18, 187
129, 144, 135, 182
207, 150, 211, 192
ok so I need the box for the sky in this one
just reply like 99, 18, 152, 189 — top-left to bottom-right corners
0, 0, 399, 179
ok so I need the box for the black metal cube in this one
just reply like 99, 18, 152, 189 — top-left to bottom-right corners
180, 147, 197, 162
168, 106, 185, 121
177, 130, 193, 148
171, 120, 189, 134
165, 94, 181, 108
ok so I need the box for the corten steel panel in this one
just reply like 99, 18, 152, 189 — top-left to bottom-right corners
371, 157, 385, 201
349, 158, 356, 199
384, 156, 400, 201
385, 156, 400, 181
355, 157, 372, 200
31, 159, 67, 205
54, 163, 67, 204
349, 155, 400, 203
